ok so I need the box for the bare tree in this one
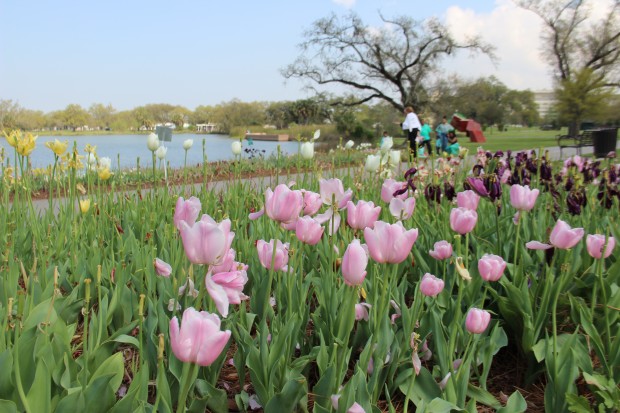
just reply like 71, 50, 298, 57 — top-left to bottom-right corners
516, 0, 620, 134
282, 12, 495, 112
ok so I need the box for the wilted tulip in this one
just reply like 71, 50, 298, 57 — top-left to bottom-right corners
174, 196, 202, 229
154, 258, 172, 277
231, 141, 242, 155
364, 221, 418, 264
429, 240, 453, 260
477, 254, 506, 282
346, 200, 381, 230
147, 133, 160, 152
510, 184, 539, 211
419, 273, 444, 297
300, 141, 314, 159
586, 234, 616, 259
465, 308, 491, 334
256, 239, 289, 271
295, 216, 324, 245
179, 215, 235, 266
169, 308, 231, 366
341, 239, 368, 286
450, 207, 478, 235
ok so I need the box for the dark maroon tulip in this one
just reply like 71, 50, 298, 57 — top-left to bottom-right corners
443, 181, 456, 201
424, 184, 442, 204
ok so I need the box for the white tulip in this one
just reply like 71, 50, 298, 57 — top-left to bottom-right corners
390, 150, 401, 166
183, 139, 194, 150
300, 141, 314, 159
345, 140, 355, 149
155, 145, 167, 160
364, 154, 381, 172
86, 152, 97, 167
231, 141, 242, 155
99, 156, 112, 169
147, 133, 160, 152
313, 129, 321, 140
380, 137, 393, 153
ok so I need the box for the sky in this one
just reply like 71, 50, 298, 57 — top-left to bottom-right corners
0, 0, 594, 113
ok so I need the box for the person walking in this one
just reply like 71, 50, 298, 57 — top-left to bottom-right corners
402, 106, 421, 158
419, 118, 433, 157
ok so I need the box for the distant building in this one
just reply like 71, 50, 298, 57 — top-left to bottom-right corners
533, 90, 556, 118
196, 123, 218, 133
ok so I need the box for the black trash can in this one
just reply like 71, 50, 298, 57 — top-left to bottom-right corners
592, 127, 618, 158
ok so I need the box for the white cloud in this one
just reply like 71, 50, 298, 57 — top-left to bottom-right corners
442, 0, 552, 91
332, 0, 357, 8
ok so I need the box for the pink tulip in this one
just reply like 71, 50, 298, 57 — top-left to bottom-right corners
388, 197, 416, 220
169, 308, 231, 366
450, 207, 478, 235
154, 258, 172, 277
429, 240, 453, 260
347, 402, 366, 413
179, 215, 235, 266
302, 190, 323, 216
209, 248, 236, 274
526, 241, 553, 250
456, 190, 480, 211
346, 200, 381, 230
419, 273, 445, 297
205, 268, 249, 317
510, 184, 540, 211
341, 239, 368, 286
320, 178, 353, 209
256, 239, 289, 271
364, 221, 418, 264
549, 219, 584, 250
355, 302, 372, 321
586, 234, 616, 259
264, 184, 303, 225
465, 308, 491, 334
295, 216, 324, 245
477, 254, 506, 282
174, 196, 201, 229
381, 179, 407, 203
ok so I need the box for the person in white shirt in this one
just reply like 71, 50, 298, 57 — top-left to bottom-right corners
401, 106, 422, 158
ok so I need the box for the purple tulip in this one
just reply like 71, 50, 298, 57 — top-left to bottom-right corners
295, 216, 324, 245
465, 308, 491, 334
256, 239, 289, 271
341, 239, 368, 286
456, 190, 480, 211
429, 240, 453, 260
419, 273, 445, 297
586, 234, 616, 259
346, 200, 381, 230
364, 221, 418, 264
449, 207, 478, 235
154, 258, 172, 277
169, 308, 231, 366
510, 184, 539, 211
174, 196, 201, 229
477, 254, 506, 282
179, 215, 234, 266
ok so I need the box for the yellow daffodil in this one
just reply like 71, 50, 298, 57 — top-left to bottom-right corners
3, 166, 14, 185
3, 130, 19, 148
84, 144, 97, 154
16, 132, 37, 156
98, 167, 113, 181
62, 150, 84, 170
45, 139, 69, 156
79, 199, 91, 214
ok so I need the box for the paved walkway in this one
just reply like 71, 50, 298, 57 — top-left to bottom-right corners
21, 141, 620, 216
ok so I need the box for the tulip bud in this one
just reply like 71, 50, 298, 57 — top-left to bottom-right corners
155, 145, 167, 160
341, 239, 368, 286
147, 133, 160, 152
300, 142, 314, 159
231, 141, 242, 155
183, 139, 194, 150
465, 308, 491, 334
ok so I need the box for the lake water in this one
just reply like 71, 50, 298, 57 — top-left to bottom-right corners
0, 134, 300, 169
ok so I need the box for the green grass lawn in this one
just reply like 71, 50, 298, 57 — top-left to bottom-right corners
393, 127, 568, 153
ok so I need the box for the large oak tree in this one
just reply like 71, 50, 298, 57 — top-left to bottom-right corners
282, 12, 495, 112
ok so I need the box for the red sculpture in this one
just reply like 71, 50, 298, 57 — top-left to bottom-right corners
451, 113, 486, 143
